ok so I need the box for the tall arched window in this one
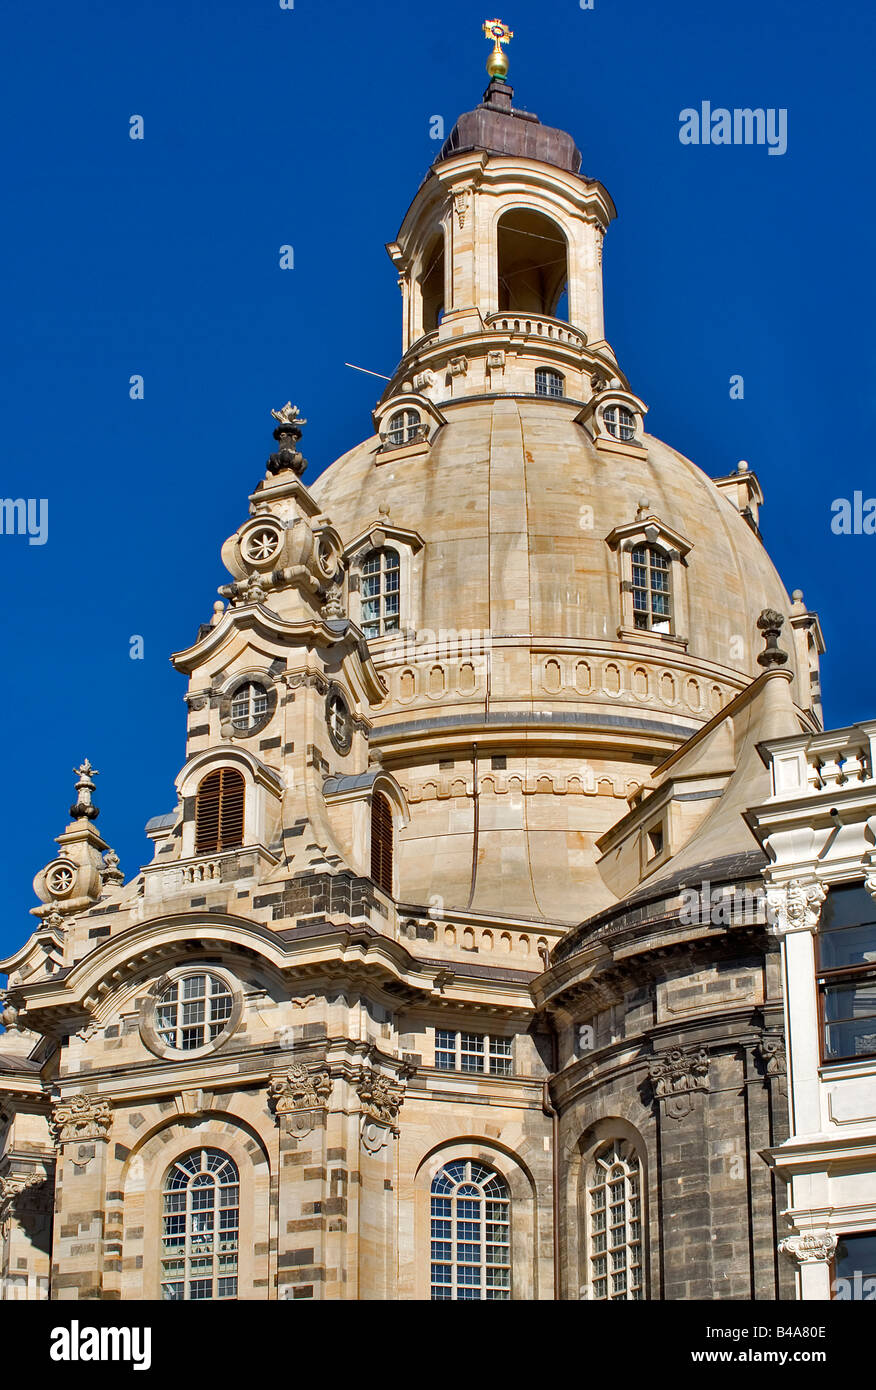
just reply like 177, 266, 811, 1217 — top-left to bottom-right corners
587, 1141, 644, 1300
161, 1149, 239, 1301
430, 1161, 511, 1300
361, 548, 400, 638
631, 545, 671, 634
371, 791, 394, 895
195, 768, 245, 854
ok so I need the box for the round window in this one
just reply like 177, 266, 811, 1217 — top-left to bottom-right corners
230, 681, 269, 731
326, 687, 353, 755
387, 410, 420, 448
155, 973, 235, 1052
46, 863, 75, 898
243, 527, 282, 566
604, 405, 636, 441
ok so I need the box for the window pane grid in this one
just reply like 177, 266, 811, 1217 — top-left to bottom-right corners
156, 974, 233, 1051
432, 1029, 513, 1075
588, 1144, 644, 1301
430, 1161, 510, 1300
360, 548, 401, 638
161, 1149, 239, 1301
631, 546, 672, 633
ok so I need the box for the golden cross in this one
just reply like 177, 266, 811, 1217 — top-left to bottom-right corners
483, 18, 514, 80
483, 18, 513, 48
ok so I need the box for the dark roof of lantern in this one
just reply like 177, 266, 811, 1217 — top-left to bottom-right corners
436, 80, 583, 176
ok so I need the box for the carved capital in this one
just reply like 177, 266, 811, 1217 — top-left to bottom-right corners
649, 1047, 710, 1120
357, 1067, 405, 1151
767, 879, 827, 937
267, 1063, 333, 1137
756, 1035, 787, 1077
49, 1094, 112, 1148
779, 1231, 838, 1265
0, 1172, 49, 1233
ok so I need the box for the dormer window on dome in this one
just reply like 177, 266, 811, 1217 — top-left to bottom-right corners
632, 545, 671, 633
604, 405, 636, 441
387, 409, 422, 447
606, 511, 692, 649
361, 548, 400, 638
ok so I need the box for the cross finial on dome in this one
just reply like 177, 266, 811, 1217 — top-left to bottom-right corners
483, 18, 513, 82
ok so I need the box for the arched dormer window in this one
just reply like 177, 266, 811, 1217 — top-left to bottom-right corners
370, 791, 394, 895
195, 768, 245, 855
604, 405, 636, 441
535, 367, 564, 399
587, 1141, 644, 1300
605, 514, 691, 647
631, 545, 671, 633
387, 410, 421, 448
430, 1161, 511, 1300
361, 548, 400, 639
161, 1149, 239, 1301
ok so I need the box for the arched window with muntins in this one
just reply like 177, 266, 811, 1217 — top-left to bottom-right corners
587, 1140, 644, 1300
387, 410, 421, 448
361, 548, 400, 638
371, 791, 394, 896
535, 367, 564, 398
430, 1160, 511, 1300
161, 1148, 239, 1301
195, 768, 245, 854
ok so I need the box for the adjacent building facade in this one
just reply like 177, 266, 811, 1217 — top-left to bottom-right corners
0, 54, 871, 1301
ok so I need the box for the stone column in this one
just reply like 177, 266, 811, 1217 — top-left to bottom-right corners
355, 1065, 405, 1300
49, 1094, 113, 1300
267, 1062, 332, 1301
649, 1046, 712, 1299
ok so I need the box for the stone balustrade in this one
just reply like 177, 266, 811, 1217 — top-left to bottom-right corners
767, 722, 876, 799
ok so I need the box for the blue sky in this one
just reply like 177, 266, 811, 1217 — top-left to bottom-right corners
1, 0, 874, 952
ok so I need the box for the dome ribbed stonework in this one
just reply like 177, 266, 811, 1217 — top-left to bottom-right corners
311, 396, 806, 923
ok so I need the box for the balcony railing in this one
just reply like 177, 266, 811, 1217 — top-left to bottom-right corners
767, 724, 876, 799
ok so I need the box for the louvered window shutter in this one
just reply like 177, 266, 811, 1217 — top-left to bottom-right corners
370, 792, 394, 895
195, 768, 245, 854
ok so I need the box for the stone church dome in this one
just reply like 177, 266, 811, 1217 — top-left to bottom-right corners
310, 77, 823, 924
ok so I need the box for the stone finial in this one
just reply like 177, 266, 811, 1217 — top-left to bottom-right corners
756, 609, 789, 668
267, 403, 308, 477
210, 600, 225, 627
70, 760, 99, 821
636, 498, 650, 521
